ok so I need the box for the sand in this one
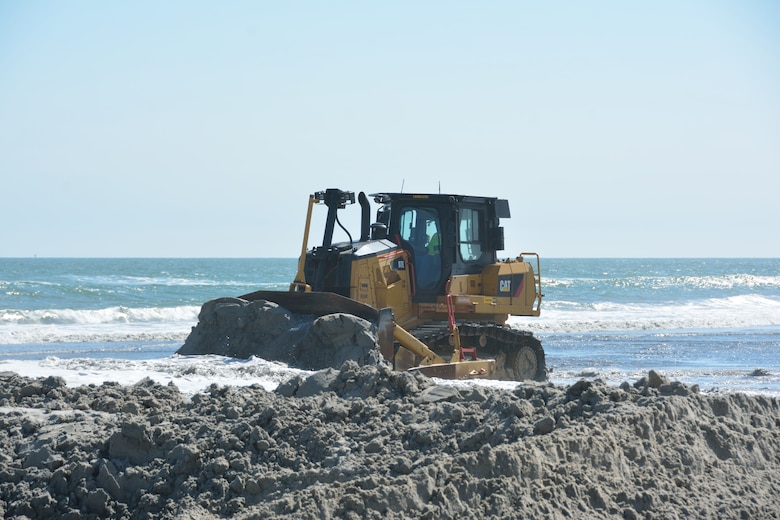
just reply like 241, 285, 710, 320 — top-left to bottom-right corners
1, 364, 779, 520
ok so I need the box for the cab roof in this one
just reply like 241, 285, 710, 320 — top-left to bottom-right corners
370, 192, 510, 218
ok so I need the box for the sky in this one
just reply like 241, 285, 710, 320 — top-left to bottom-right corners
1, 1, 779, 258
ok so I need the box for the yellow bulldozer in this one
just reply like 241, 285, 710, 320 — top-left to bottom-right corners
220, 188, 547, 382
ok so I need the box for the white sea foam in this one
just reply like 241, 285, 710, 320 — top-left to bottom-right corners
0, 306, 199, 344
1, 305, 199, 325
545, 273, 780, 290
3, 293, 780, 344
3, 353, 777, 398
64, 274, 282, 288
0, 355, 310, 395
510, 294, 780, 334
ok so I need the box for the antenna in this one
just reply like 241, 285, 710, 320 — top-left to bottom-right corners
438, 181, 441, 194
400, 178, 405, 193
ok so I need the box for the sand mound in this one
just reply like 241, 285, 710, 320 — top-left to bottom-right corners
1, 367, 779, 519
177, 298, 384, 370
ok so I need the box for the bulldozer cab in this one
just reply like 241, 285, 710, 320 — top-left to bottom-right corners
374, 192, 508, 303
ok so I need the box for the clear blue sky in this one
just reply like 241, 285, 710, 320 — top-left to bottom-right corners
2, 1, 779, 257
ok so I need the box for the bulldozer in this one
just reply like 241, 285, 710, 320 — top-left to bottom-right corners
230, 188, 546, 382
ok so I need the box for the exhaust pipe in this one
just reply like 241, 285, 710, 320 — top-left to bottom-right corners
358, 191, 370, 242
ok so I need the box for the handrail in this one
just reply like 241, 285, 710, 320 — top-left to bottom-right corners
520, 252, 543, 314
290, 195, 316, 292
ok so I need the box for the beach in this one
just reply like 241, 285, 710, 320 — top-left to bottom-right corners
2, 257, 779, 518
2, 364, 779, 519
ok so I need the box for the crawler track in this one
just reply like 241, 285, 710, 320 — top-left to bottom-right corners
407, 321, 547, 382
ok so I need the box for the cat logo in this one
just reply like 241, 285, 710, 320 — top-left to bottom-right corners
497, 273, 525, 297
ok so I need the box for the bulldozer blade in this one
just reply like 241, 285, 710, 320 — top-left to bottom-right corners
407, 359, 497, 380
239, 290, 380, 322
238, 290, 498, 380
239, 289, 396, 363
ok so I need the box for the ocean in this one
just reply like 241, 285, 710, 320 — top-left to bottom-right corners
1, 258, 778, 396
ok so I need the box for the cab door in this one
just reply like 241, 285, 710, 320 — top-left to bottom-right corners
396, 206, 443, 299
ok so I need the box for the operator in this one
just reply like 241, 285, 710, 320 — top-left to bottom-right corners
426, 232, 440, 255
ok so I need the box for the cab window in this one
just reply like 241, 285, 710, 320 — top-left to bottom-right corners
459, 208, 483, 261
398, 207, 439, 255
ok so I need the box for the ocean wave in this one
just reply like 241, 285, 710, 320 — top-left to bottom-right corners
0, 305, 200, 326
0, 327, 192, 346
0, 305, 199, 345
671, 273, 780, 289
64, 274, 289, 288
511, 294, 780, 333
2, 294, 779, 344
545, 273, 780, 290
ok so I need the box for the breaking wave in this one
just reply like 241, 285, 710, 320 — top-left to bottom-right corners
512, 294, 780, 333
